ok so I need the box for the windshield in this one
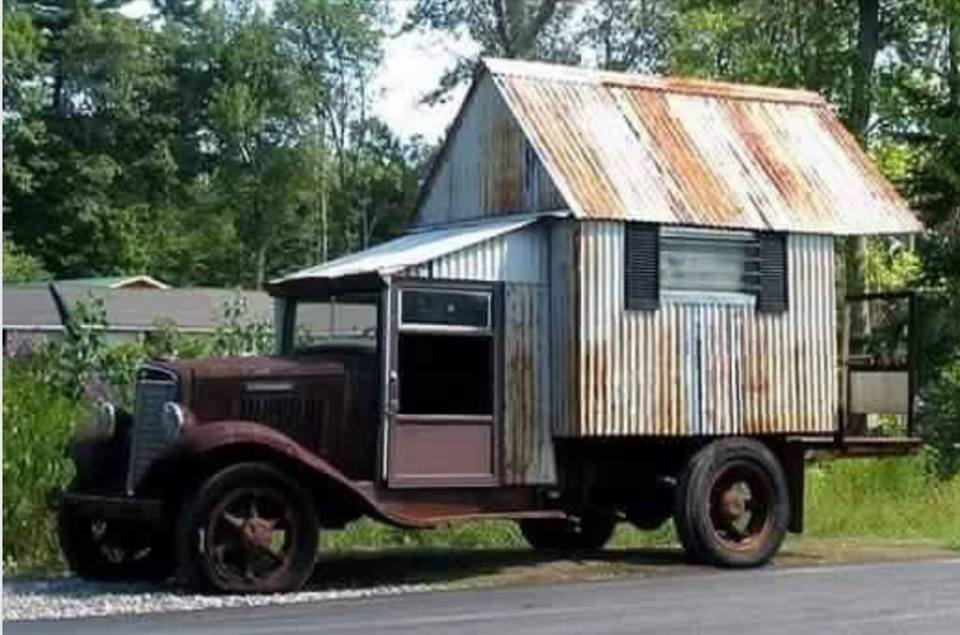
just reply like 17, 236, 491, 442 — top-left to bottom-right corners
288, 293, 378, 354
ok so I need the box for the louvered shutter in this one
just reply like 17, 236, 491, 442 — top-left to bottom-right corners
624, 223, 659, 311
757, 233, 788, 313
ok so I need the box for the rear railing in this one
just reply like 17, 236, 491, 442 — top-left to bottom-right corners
839, 291, 919, 448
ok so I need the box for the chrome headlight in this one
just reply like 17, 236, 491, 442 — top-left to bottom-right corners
93, 401, 117, 437
162, 402, 186, 440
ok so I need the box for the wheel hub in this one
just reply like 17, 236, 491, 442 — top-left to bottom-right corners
719, 487, 748, 521
240, 518, 275, 551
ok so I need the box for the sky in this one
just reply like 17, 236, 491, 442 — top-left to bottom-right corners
121, 0, 479, 143
371, 1, 480, 143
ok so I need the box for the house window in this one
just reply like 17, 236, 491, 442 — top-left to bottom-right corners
660, 228, 760, 295
624, 224, 788, 312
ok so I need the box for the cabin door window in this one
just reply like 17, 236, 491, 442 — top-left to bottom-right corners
384, 282, 500, 487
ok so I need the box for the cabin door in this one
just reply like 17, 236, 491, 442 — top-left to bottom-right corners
382, 280, 500, 488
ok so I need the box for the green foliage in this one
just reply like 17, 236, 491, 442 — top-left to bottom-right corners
2, 363, 87, 573
922, 359, 960, 476
209, 296, 275, 356
3, 238, 50, 282
805, 455, 960, 546
3, 0, 423, 288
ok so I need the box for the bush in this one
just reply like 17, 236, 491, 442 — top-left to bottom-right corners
922, 358, 960, 476
2, 362, 87, 573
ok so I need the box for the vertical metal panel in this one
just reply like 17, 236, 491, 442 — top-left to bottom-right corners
570, 221, 836, 437
416, 75, 566, 228
418, 225, 548, 284
501, 283, 555, 483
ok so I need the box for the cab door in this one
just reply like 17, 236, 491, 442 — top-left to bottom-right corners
382, 280, 500, 488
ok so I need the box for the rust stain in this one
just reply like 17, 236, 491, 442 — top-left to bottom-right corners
724, 101, 810, 217
626, 90, 743, 227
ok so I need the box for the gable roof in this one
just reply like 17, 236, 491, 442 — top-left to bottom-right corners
57, 275, 170, 289
477, 58, 921, 235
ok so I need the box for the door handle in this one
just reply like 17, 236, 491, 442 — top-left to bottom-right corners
387, 370, 399, 416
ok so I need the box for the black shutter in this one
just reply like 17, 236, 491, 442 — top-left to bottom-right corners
624, 223, 659, 311
757, 232, 788, 313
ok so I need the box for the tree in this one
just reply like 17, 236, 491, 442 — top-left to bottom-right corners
403, 0, 579, 103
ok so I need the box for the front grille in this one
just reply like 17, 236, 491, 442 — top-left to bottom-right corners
126, 368, 178, 493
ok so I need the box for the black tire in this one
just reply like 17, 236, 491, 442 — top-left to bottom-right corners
519, 516, 616, 551
176, 462, 319, 594
674, 438, 788, 568
58, 502, 174, 582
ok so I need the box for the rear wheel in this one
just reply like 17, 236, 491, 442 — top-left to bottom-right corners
674, 438, 788, 568
519, 516, 616, 551
58, 504, 174, 582
177, 463, 319, 593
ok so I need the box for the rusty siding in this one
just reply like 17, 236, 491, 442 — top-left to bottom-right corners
404, 224, 557, 484
564, 221, 835, 437
416, 75, 567, 228
488, 58, 921, 236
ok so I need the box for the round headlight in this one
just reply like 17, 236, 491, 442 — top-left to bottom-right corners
162, 402, 186, 439
93, 401, 116, 437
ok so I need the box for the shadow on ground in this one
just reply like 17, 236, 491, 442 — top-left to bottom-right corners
304, 546, 690, 590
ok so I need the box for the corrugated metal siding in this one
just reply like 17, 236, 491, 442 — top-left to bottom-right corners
405, 224, 556, 484
408, 224, 548, 284
565, 221, 835, 437
417, 75, 566, 228
488, 58, 920, 236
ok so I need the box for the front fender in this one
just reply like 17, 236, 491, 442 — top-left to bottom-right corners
172, 420, 357, 492
165, 421, 427, 528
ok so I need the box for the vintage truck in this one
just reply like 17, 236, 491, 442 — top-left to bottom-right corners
57, 59, 924, 593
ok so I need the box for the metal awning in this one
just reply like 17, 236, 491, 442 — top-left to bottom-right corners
268, 215, 549, 296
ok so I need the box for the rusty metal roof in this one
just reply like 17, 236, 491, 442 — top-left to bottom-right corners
485, 58, 922, 235
274, 215, 548, 286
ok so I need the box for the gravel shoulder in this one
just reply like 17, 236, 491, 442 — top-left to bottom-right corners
4, 536, 956, 622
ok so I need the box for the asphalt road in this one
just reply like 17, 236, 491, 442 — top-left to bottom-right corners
9, 558, 960, 635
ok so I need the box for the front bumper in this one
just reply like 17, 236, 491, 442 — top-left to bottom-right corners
57, 491, 168, 528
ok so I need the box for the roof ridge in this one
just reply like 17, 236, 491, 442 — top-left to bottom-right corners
482, 57, 826, 107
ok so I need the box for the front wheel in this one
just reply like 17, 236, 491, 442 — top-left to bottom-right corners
674, 438, 788, 568
177, 463, 319, 593
519, 516, 616, 551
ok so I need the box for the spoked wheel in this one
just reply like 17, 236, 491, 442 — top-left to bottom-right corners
58, 504, 174, 582
675, 438, 788, 568
177, 463, 318, 593
519, 515, 616, 551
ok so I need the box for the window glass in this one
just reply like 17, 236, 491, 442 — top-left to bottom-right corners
660, 230, 759, 295
401, 289, 490, 328
291, 294, 377, 351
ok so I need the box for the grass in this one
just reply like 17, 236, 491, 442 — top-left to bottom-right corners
805, 454, 960, 549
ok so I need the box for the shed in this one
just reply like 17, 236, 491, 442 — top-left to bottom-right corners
271, 58, 922, 487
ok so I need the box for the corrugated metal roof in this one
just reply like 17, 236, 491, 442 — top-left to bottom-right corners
485, 58, 922, 235
275, 215, 547, 284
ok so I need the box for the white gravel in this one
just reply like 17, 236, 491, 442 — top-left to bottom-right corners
3, 575, 450, 622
